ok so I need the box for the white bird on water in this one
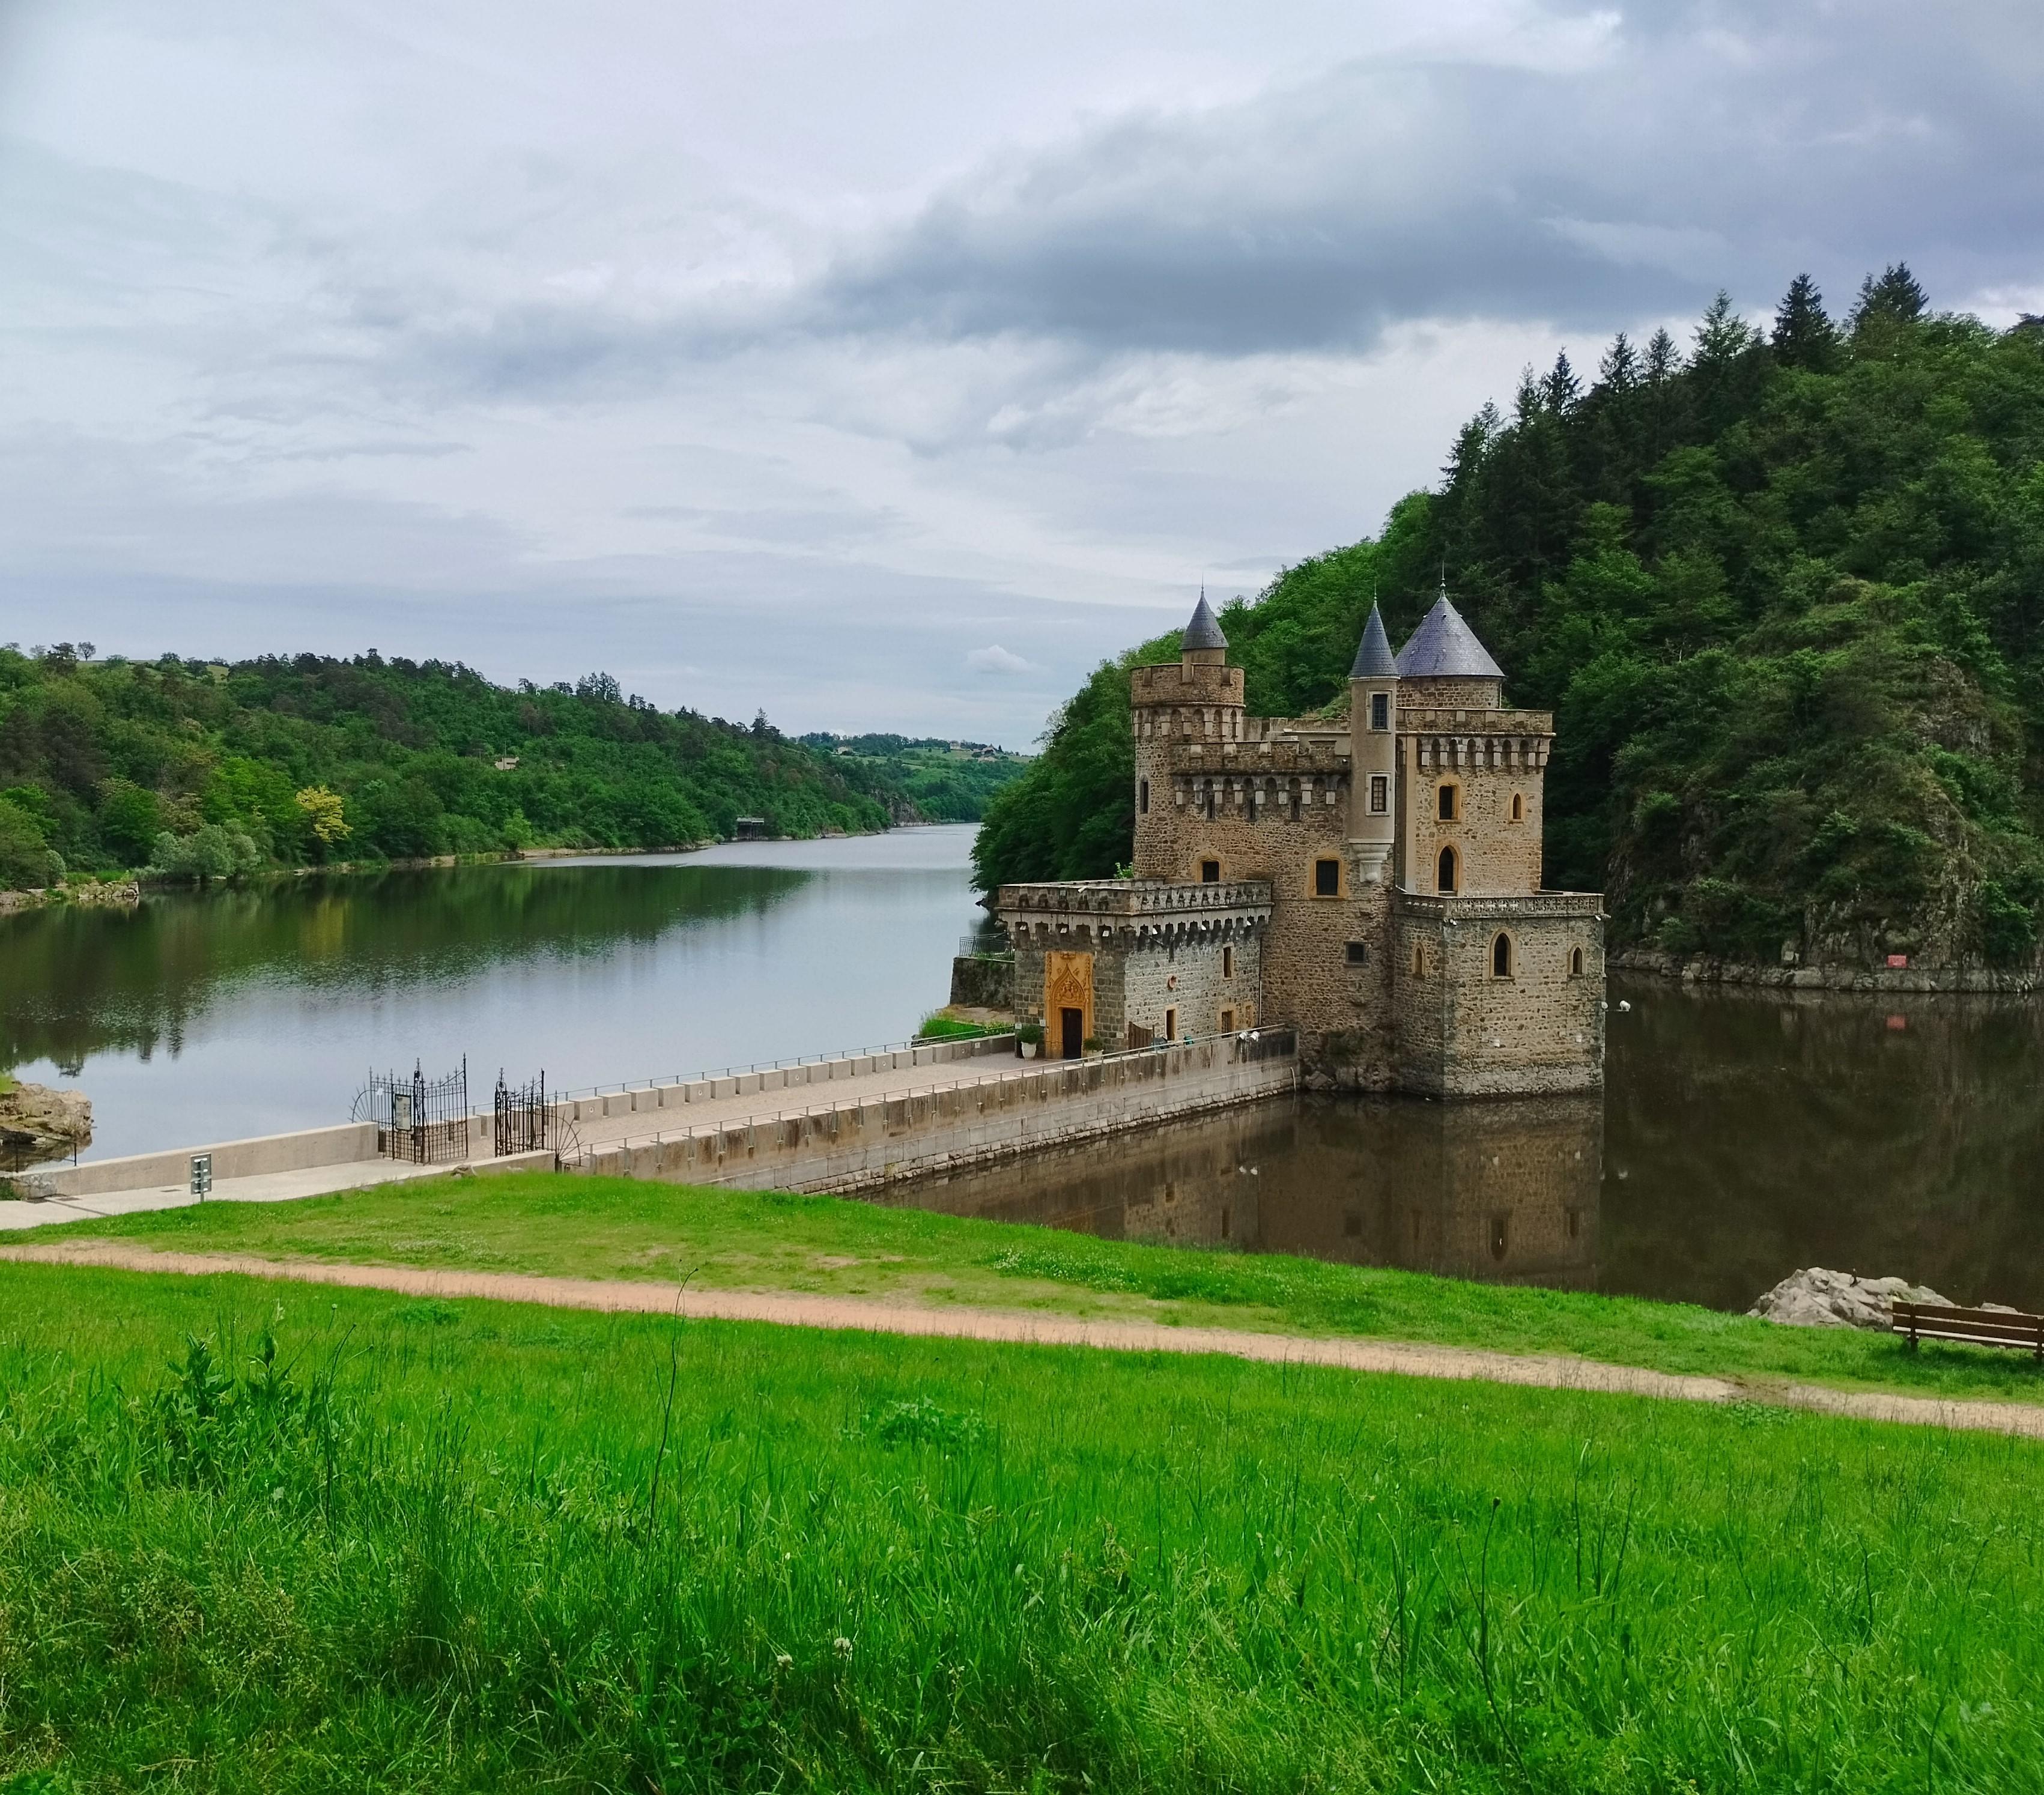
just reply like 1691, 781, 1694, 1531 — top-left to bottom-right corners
1617, 999, 1633, 1013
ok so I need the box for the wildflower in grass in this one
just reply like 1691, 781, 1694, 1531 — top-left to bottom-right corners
834, 1636, 853, 1659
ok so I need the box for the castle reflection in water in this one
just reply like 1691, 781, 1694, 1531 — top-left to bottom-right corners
882, 1094, 1603, 1290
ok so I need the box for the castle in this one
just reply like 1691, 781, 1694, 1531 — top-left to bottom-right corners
995, 591, 1606, 1096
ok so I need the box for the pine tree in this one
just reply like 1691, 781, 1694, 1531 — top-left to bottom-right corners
1512, 366, 1542, 426
1692, 291, 1754, 369
1599, 331, 1640, 390
1770, 273, 1837, 371
1540, 350, 1582, 413
1643, 328, 1681, 385
1851, 262, 1929, 330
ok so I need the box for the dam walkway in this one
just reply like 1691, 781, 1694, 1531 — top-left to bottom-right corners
0, 1029, 1298, 1230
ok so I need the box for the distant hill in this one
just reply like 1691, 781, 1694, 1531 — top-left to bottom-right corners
796, 733, 1030, 823
974, 273, 2044, 972
0, 650, 897, 890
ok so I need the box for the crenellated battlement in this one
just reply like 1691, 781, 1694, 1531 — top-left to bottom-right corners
1167, 737, 1351, 775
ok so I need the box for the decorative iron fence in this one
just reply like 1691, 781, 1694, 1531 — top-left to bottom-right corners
359, 1058, 471, 1164
494, 1070, 553, 1157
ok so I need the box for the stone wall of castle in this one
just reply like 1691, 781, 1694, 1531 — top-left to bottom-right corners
1394, 894, 1605, 1095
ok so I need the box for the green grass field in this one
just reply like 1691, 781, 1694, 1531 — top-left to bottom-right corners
14, 1169, 2044, 1407
1, 1258, 2041, 1791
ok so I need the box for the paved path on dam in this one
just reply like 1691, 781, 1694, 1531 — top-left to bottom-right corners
0, 1047, 1043, 1230
7, 1242, 2043, 1442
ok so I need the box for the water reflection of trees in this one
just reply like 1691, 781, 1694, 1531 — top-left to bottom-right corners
0, 864, 810, 1073
892, 1094, 1604, 1290
1604, 976, 2044, 1311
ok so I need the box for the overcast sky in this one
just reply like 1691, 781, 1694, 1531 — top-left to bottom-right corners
2, 1, 2039, 746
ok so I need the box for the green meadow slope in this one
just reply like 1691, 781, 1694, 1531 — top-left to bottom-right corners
2, 1257, 2042, 1790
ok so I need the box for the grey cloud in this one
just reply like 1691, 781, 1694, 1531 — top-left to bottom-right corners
806, 1, 2044, 356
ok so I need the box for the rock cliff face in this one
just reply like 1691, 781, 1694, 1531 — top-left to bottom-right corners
0, 1082, 92, 1164
1748, 1267, 1953, 1330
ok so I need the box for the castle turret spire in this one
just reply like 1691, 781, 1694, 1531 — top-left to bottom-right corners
1182, 591, 1227, 653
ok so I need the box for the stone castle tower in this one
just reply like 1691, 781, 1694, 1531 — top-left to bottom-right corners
998, 590, 1605, 1095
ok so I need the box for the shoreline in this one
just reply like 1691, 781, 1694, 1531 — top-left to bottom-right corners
1610, 946, 2043, 994
0, 825, 948, 914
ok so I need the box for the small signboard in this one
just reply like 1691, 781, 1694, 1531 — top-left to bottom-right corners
189, 1153, 213, 1200
1886, 954, 1909, 968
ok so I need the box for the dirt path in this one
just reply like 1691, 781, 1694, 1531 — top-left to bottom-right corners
10, 1241, 2044, 1441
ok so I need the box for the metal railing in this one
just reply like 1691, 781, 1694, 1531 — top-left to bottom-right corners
551, 1027, 1016, 1104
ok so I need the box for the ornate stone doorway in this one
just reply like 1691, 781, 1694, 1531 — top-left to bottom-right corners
1044, 951, 1094, 1059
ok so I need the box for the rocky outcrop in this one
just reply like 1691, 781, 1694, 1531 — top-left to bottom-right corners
0, 1082, 92, 1166
1749, 1267, 1955, 1330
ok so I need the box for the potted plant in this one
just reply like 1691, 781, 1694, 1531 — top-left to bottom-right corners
1017, 1021, 1043, 1060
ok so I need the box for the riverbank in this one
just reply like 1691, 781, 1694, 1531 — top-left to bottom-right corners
12, 1170, 2043, 1407
1610, 945, 2044, 993
0, 831, 913, 912
1, 1255, 2039, 1791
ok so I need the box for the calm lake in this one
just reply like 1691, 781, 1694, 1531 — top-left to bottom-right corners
6, 824, 2041, 1312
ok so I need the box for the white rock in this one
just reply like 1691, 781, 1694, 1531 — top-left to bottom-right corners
1748, 1267, 1956, 1330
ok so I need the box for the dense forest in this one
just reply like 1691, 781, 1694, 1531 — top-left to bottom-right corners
0, 650, 897, 891
975, 271, 2044, 970
797, 733, 1030, 822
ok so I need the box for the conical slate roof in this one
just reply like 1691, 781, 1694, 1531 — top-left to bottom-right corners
1181, 592, 1227, 651
1349, 602, 1396, 679
1393, 593, 1504, 679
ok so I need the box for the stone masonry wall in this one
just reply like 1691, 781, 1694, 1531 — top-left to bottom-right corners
1400, 735, 1547, 897
1395, 895, 1604, 1095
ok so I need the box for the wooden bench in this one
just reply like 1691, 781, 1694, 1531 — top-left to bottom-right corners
1892, 1301, 2044, 1360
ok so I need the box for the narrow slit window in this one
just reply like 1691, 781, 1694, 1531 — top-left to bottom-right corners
1437, 846, 1457, 893
1223, 945, 1234, 979
1438, 783, 1458, 822
1569, 945, 1584, 977
1509, 792, 1523, 822
1139, 778, 1149, 815
1492, 933, 1512, 978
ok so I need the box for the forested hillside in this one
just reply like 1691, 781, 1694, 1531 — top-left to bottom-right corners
975, 272, 2044, 970
0, 650, 894, 890
796, 733, 1030, 822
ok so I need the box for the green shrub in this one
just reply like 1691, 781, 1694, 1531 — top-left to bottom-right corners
148, 823, 263, 880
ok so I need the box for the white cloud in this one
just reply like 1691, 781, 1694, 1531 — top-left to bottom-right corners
0, 0, 2037, 748
965, 644, 1034, 675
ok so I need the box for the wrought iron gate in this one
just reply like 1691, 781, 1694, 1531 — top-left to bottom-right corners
493, 1070, 553, 1157
362, 1058, 470, 1164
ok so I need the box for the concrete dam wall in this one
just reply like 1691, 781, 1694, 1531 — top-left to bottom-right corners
573, 1031, 1299, 1195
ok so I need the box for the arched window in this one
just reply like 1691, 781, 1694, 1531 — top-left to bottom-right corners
1139, 778, 1149, 815
1509, 792, 1524, 822
1569, 945, 1585, 977
1491, 932, 1512, 978
1412, 943, 1425, 976
1437, 846, 1457, 893
1438, 782, 1458, 822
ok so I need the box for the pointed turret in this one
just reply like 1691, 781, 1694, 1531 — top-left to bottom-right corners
1347, 601, 1399, 883
1182, 590, 1227, 653
1393, 590, 1503, 680
1349, 602, 1396, 679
